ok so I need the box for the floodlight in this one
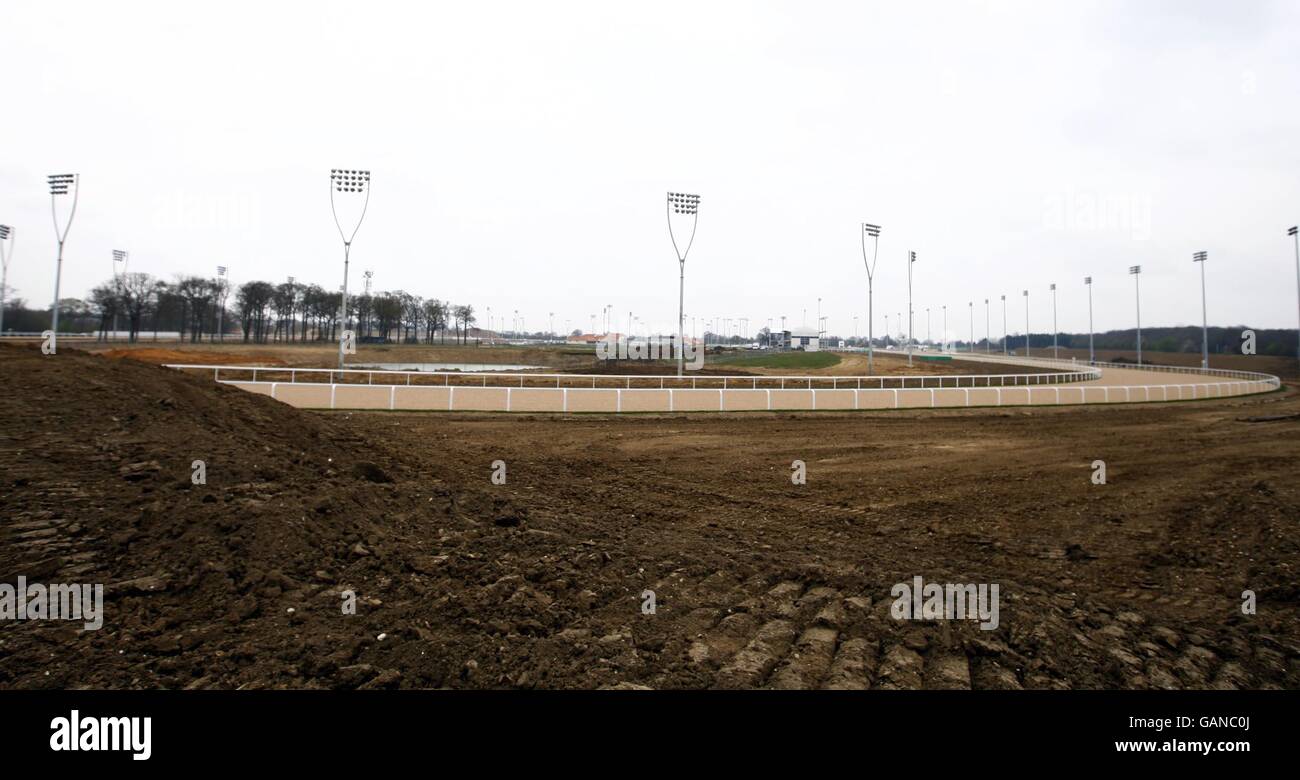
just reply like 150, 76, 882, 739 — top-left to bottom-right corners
1131, 266, 1143, 363
667, 190, 702, 376
0, 224, 12, 335
47, 172, 80, 353
330, 167, 372, 368
861, 222, 883, 372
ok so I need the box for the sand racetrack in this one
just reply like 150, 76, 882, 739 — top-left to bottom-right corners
1, 343, 1298, 690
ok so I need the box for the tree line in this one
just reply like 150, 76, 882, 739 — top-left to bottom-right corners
1, 273, 479, 345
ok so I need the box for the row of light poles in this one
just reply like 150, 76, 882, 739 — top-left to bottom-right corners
10, 172, 1299, 375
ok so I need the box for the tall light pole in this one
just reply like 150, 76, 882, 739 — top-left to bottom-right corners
968, 301, 974, 353
330, 168, 370, 369
861, 223, 881, 372
1022, 290, 1030, 358
1084, 277, 1094, 363
1193, 252, 1208, 369
48, 173, 79, 354
216, 265, 228, 343
0, 224, 13, 336
1290, 226, 1300, 368
1130, 265, 1142, 365
1050, 282, 1058, 359
667, 191, 700, 376
926, 307, 931, 345
942, 305, 947, 351
1001, 295, 1007, 355
907, 251, 916, 366
111, 250, 128, 341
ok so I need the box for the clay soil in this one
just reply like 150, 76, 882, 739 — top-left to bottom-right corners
1, 342, 1297, 690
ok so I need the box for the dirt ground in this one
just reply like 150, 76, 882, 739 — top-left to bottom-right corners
2, 342, 1297, 690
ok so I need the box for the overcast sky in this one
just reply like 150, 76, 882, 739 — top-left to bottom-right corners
2, 0, 1298, 340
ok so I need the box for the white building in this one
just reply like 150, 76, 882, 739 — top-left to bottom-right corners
775, 326, 821, 352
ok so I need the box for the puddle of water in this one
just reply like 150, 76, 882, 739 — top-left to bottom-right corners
353, 362, 544, 372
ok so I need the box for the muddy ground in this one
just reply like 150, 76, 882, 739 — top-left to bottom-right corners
1, 343, 1297, 689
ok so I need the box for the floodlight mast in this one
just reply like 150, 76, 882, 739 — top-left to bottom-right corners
48, 174, 79, 354
1130, 265, 1142, 365
330, 169, 371, 369
667, 191, 700, 376
1050, 283, 1058, 359
906, 251, 916, 366
1022, 290, 1029, 358
861, 223, 881, 372
0, 225, 14, 336
216, 265, 228, 343
1084, 277, 1094, 363
1193, 252, 1208, 369
1290, 226, 1299, 368
112, 250, 128, 342
968, 301, 973, 353
1001, 295, 1007, 355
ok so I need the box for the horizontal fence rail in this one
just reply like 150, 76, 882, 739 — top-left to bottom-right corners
162, 359, 1280, 413
162, 363, 1100, 390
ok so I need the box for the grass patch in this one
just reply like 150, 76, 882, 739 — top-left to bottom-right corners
711, 351, 841, 369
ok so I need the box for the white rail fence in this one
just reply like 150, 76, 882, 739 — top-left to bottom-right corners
163, 359, 1280, 413
163, 363, 1099, 389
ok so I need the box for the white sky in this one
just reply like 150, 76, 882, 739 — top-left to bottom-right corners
2, 0, 1298, 339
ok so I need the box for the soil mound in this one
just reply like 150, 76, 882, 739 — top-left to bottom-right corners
0, 343, 499, 689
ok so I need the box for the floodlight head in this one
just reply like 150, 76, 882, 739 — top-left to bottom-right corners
1193, 251, 1207, 262
863, 222, 881, 237
1050, 283, 1056, 290
217, 265, 227, 276
0, 225, 10, 240
1129, 265, 1141, 274
112, 249, 127, 263
330, 168, 371, 193
1084, 276, 1092, 284
48, 173, 76, 195
1290, 226, 1298, 236
667, 191, 700, 215
1000, 294, 1005, 300
909, 251, 916, 262
1023, 290, 1028, 296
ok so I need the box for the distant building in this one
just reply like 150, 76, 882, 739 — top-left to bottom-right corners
773, 326, 821, 352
